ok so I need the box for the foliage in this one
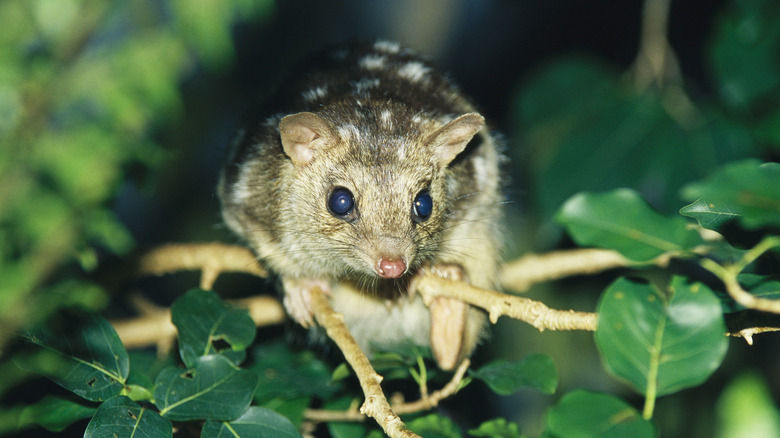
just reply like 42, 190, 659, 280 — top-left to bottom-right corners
3, 0, 780, 437
0, 0, 272, 350
9, 289, 556, 436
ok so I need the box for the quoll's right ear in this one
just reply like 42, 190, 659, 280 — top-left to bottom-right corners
425, 113, 485, 167
279, 112, 336, 167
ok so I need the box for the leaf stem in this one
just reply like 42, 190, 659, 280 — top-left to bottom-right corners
701, 236, 780, 314
416, 354, 428, 400
643, 308, 666, 420
735, 236, 780, 272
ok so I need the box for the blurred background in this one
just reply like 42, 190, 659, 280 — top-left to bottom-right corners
2, 0, 780, 436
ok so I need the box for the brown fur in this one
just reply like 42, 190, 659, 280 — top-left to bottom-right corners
219, 41, 503, 367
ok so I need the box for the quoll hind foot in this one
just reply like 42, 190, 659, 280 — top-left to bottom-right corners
281, 277, 331, 328
424, 263, 471, 371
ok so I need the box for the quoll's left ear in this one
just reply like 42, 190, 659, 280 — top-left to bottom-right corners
426, 113, 485, 166
279, 112, 336, 168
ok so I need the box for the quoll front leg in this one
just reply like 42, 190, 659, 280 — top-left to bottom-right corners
426, 264, 470, 371
281, 277, 331, 328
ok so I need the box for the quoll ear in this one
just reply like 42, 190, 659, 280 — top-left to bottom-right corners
425, 113, 485, 166
279, 112, 335, 167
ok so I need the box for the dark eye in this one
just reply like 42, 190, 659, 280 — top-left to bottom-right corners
413, 191, 433, 222
328, 187, 355, 217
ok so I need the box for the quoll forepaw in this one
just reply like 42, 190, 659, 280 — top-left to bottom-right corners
430, 263, 467, 282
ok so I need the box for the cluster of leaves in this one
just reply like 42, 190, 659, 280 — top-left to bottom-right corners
547, 159, 780, 437
4, 0, 780, 437
9, 288, 559, 437
11, 160, 780, 438
0, 0, 272, 359
511, 0, 780, 248
501, 1, 780, 435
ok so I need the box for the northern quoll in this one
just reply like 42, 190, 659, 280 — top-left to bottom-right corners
219, 40, 502, 369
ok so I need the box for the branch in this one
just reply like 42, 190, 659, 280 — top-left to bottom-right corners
414, 275, 597, 331
308, 286, 419, 438
700, 237, 780, 317
131, 242, 267, 289
633, 0, 675, 91
499, 248, 632, 292
115, 242, 780, 347
725, 310, 780, 345
631, 0, 703, 129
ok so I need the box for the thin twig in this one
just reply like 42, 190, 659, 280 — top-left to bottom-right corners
394, 358, 470, 414
304, 358, 471, 422
699, 236, 780, 316
701, 259, 780, 315
308, 287, 419, 438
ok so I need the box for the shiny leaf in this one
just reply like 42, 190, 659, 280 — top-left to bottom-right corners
201, 407, 302, 438
471, 354, 557, 395
595, 277, 728, 396
556, 189, 702, 261
84, 396, 171, 438
545, 390, 655, 438
154, 355, 258, 421
171, 289, 256, 368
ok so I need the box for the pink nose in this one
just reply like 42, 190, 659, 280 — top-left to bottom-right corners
376, 258, 406, 278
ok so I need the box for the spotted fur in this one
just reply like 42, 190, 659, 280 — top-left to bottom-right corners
218, 40, 503, 364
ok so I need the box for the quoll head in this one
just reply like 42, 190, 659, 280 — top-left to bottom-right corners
278, 109, 484, 280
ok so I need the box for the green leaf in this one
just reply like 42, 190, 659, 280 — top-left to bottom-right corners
679, 198, 740, 230
154, 355, 258, 421
171, 289, 256, 368
514, 57, 751, 229
681, 160, 780, 229
595, 276, 728, 397
471, 354, 557, 395
22, 312, 129, 402
84, 396, 171, 438
127, 350, 175, 396
408, 413, 462, 438
545, 390, 655, 438
556, 189, 702, 262
261, 396, 311, 428
201, 406, 303, 438
251, 342, 339, 402
16, 396, 95, 432
708, 0, 780, 114
716, 372, 780, 438
468, 418, 524, 438
370, 343, 433, 381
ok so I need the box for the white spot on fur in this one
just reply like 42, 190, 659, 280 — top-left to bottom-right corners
379, 109, 393, 129
397, 61, 430, 83
396, 144, 406, 160
302, 86, 328, 101
359, 54, 387, 70
337, 123, 361, 141
472, 155, 488, 188
353, 78, 381, 93
231, 161, 255, 205
412, 114, 424, 125
373, 40, 401, 54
